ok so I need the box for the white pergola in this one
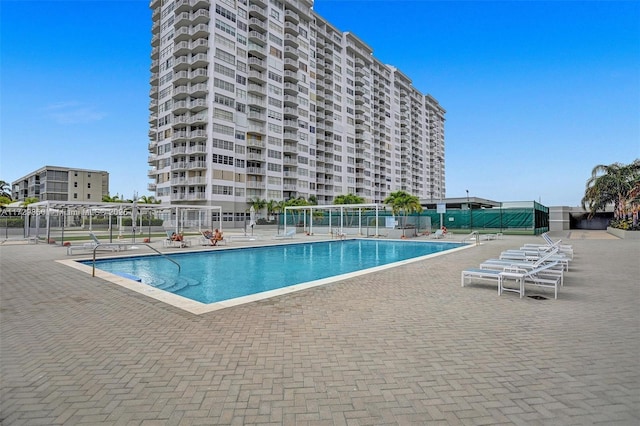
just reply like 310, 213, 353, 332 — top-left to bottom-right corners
283, 203, 383, 236
26, 200, 223, 243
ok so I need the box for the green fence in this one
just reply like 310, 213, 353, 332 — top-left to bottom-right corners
279, 202, 549, 235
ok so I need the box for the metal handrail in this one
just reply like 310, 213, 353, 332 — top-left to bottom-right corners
92, 243, 180, 277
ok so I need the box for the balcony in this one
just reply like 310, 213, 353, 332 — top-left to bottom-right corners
246, 138, 265, 148
284, 46, 299, 59
172, 130, 189, 142
186, 143, 207, 154
172, 85, 189, 99
190, 53, 208, 67
248, 43, 267, 58
188, 130, 207, 141
174, 70, 189, 84
283, 70, 298, 82
246, 167, 265, 175
248, 57, 266, 71
186, 161, 207, 170
246, 152, 266, 161
174, 26, 190, 41
171, 162, 188, 171
284, 33, 299, 47
191, 23, 209, 38
247, 124, 266, 136
283, 131, 297, 141
189, 83, 208, 96
248, 4, 266, 19
173, 100, 189, 114
247, 70, 265, 83
284, 22, 298, 35
248, 30, 267, 45
247, 95, 266, 108
191, 8, 209, 24
283, 94, 298, 106
189, 98, 207, 112
174, 11, 190, 28
191, 38, 209, 54
284, 10, 299, 23
190, 67, 208, 83
248, 18, 266, 32
189, 113, 207, 125
247, 110, 266, 122
173, 55, 190, 70
246, 181, 266, 189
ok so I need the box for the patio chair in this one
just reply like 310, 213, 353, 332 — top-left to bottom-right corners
499, 249, 571, 271
431, 229, 444, 239
479, 249, 565, 286
461, 267, 503, 294
164, 230, 189, 248
274, 229, 296, 239
521, 233, 573, 259
499, 261, 563, 299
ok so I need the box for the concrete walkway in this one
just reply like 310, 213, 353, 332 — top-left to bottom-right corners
1, 231, 639, 425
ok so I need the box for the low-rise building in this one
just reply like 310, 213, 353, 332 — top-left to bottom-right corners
11, 166, 109, 202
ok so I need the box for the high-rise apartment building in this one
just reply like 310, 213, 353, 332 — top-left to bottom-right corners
148, 0, 445, 224
12, 166, 109, 202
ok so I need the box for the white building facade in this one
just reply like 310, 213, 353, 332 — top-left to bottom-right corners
147, 0, 445, 224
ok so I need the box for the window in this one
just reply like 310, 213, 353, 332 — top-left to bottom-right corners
87, 183, 91, 188
73, 193, 77, 199
215, 4, 236, 22
74, 182, 78, 188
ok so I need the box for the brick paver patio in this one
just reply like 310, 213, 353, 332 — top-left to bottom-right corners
1, 231, 638, 425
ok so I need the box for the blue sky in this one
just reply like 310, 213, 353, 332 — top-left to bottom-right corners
1, 0, 638, 206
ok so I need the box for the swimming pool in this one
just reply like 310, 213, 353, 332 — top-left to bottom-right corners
81, 240, 465, 310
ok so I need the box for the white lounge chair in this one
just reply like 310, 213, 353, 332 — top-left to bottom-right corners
521, 233, 573, 259
274, 229, 295, 239
499, 249, 571, 271
461, 267, 503, 294
432, 229, 444, 239
499, 261, 563, 299
479, 249, 565, 286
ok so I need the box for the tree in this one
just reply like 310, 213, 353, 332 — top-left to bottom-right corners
581, 160, 640, 227
248, 197, 266, 217
334, 194, 365, 227
102, 194, 122, 203
266, 199, 278, 220
138, 195, 160, 204
334, 194, 365, 205
22, 197, 39, 206
0, 180, 12, 200
383, 190, 423, 236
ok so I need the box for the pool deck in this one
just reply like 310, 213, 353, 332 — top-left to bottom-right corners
1, 231, 639, 425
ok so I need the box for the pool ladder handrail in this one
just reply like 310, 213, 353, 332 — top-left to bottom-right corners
92, 243, 181, 277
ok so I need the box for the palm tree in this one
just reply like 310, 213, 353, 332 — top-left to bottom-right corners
266, 199, 278, 221
581, 160, 640, 224
383, 190, 423, 236
138, 195, 160, 204
248, 197, 266, 218
334, 194, 365, 227
0, 180, 12, 200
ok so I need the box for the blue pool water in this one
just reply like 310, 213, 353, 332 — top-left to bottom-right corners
84, 240, 463, 304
